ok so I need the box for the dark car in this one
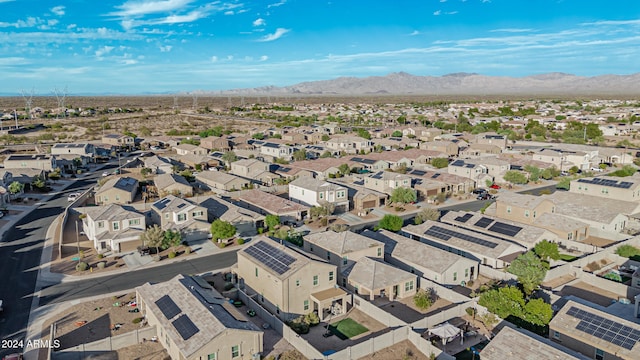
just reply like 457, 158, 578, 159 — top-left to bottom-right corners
137, 246, 150, 256
477, 193, 494, 201
472, 188, 488, 195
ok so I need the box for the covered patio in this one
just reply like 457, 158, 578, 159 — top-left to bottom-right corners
310, 287, 349, 322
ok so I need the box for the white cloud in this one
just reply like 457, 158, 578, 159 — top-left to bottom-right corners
159, 45, 172, 52
67, 24, 77, 29
446, 11, 458, 15
211, 55, 218, 62
582, 19, 640, 26
0, 0, 15, 3
95, 46, 115, 58
227, 55, 233, 60
433, 10, 441, 16
50, 6, 66, 16
409, 30, 420, 36
253, 18, 265, 26
267, 0, 286, 8
440, 0, 447, 2
110, 0, 194, 17
490, 28, 534, 33
258, 27, 290, 42
481, 0, 491, 3
260, 55, 268, 61
224, 11, 234, 15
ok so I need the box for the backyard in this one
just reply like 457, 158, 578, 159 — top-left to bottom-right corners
329, 318, 369, 340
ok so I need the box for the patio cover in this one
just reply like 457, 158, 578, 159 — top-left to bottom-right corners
427, 322, 463, 345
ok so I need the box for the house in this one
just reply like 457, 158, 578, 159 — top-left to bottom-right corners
0, 168, 45, 189
362, 229, 479, 286
144, 155, 175, 175
195, 171, 249, 192
102, 134, 134, 148
447, 159, 488, 182
237, 190, 309, 223
235, 238, 347, 321
4, 154, 57, 172
569, 175, 640, 202
325, 135, 373, 154
259, 142, 294, 161
95, 177, 139, 205
409, 169, 476, 197
402, 221, 526, 269
50, 143, 95, 158
288, 158, 349, 179
353, 189, 387, 211
154, 173, 193, 197
150, 195, 210, 241
364, 171, 413, 195
343, 257, 417, 301
303, 230, 384, 281
80, 204, 146, 253
200, 136, 232, 151
459, 143, 503, 157
174, 143, 208, 156
474, 133, 508, 149
420, 141, 459, 156
281, 132, 306, 144
288, 177, 349, 213
136, 274, 263, 360
199, 197, 264, 236
548, 300, 640, 360
349, 157, 390, 172
230, 159, 280, 185
417, 128, 443, 142
482, 326, 587, 360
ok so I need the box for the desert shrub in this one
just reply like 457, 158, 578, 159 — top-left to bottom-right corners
75, 262, 88, 271
184, 247, 191, 254
328, 223, 349, 232
168, 251, 176, 259
465, 307, 477, 317
288, 320, 309, 334
97, 253, 104, 259
97, 262, 106, 269
237, 238, 245, 245
304, 312, 320, 326
224, 282, 234, 291
219, 242, 226, 248
132, 317, 143, 324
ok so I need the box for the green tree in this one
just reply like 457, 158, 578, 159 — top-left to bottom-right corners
140, 167, 152, 176
356, 128, 371, 140
556, 177, 571, 190
392, 130, 403, 137
615, 244, 640, 259
478, 286, 525, 319
140, 224, 164, 254
252, 133, 265, 140
221, 151, 237, 164
210, 219, 236, 240
320, 151, 333, 158
321, 134, 330, 141
533, 240, 560, 262
32, 175, 46, 189
338, 163, 351, 176
609, 165, 637, 177
377, 214, 404, 232
265, 214, 281, 230
524, 165, 541, 182
522, 298, 553, 326
413, 289, 434, 310
431, 158, 449, 169
293, 149, 307, 162
503, 170, 528, 184
162, 230, 182, 251
585, 123, 603, 140
414, 207, 440, 224
390, 187, 417, 204
508, 251, 549, 295
8, 181, 24, 199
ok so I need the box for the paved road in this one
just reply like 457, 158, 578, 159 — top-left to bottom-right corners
37, 250, 239, 306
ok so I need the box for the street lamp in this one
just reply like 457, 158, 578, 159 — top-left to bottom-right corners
75, 220, 80, 260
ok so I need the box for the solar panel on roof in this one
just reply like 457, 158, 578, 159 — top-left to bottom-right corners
177, 203, 186, 208
620, 182, 633, 189
566, 306, 640, 351
451, 160, 465, 167
454, 213, 474, 223
411, 170, 426, 176
172, 315, 199, 340
155, 295, 181, 319
244, 241, 296, 275
488, 222, 522, 237
431, 173, 440, 179
371, 173, 383, 179
425, 225, 498, 249
474, 217, 493, 228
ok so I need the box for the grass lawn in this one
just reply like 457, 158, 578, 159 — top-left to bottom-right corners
329, 318, 369, 340
559, 253, 578, 262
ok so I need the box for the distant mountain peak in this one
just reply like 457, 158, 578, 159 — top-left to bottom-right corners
442, 72, 478, 77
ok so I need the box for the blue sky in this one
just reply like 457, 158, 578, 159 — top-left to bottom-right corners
1, 0, 639, 94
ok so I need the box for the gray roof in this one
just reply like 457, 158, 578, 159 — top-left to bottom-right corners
361, 229, 476, 273
343, 257, 414, 290
154, 173, 192, 190
533, 212, 589, 232
52, 143, 90, 149
549, 191, 640, 223
144, 155, 173, 168
482, 326, 587, 360
496, 191, 553, 210
196, 170, 244, 185
82, 203, 142, 222
152, 195, 199, 213
199, 197, 263, 222
136, 274, 261, 359
95, 176, 138, 195
304, 230, 383, 256
289, 177, 345, 192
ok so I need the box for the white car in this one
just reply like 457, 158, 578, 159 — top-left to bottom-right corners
67, 193, 80, 202
102, 171, 109, 177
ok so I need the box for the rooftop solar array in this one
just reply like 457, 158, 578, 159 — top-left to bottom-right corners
154, 197, 172, 210
244, 241, 297, 275
370, 172, 384, 179
431, 173, 441, 179
425, 225, 499, 249
411, 170, 426, 176
172, 315, 200, 340
475, 217, 494, 228
454, 213, 474, 223
577, 178, 634, 189
351, 157, 376, 164
451, 160, 475, 168
155, 295, 181, 320
488, 222, 523, 237
567, 306, 640, 350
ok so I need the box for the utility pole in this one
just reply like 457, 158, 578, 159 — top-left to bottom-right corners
76, 220, 80, 258
53, 86, 68, 119
21, 88, 34, 120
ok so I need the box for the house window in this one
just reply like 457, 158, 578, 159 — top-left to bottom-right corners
129, 219, 140, 226
304, 300, 309, 311
177, 213, 187, 221
296, 279, 300, 287
104, 196, 109, 202
329, 271, 334, 281
112, 222, 119, 231
453, 272, 457, 281
255, 268, 258, 277
533, 211, 536, 218
525, 210, 529, 217
164, 213, 170, 219
192, 211, 203, 217
313, 275, 319, 286
405, 281, 414, 292
232, 345, 239, 358
595, 348, 604, 360
342, 256, 348, 265
377, 247, 382, 257
553, 331, 560, 340
97, 221, 105, 229
465, 268, 468, 278
208, 353, 217, 360
506, 206, 511, 213
115, 195, 120, 201
301, 190, 304, 195
567, 232, 573, 240
319, 192, 323, 199
326, 251, 330, 260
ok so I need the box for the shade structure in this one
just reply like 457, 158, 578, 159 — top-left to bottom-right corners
428, 322, 463, 345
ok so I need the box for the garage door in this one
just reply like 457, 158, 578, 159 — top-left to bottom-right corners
362, 200, 376, 209
118, 240, 141, 253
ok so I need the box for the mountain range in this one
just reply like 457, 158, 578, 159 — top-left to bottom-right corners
209, 72, 640, 96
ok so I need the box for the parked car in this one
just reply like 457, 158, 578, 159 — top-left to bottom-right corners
67, 193, 80, 202
489, 183, 501, 189
477, 193, 494, 201
102, 171, 109, 177
472, 188, 488, 195
137, 246, 150, 256
591, 167, 603, 172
